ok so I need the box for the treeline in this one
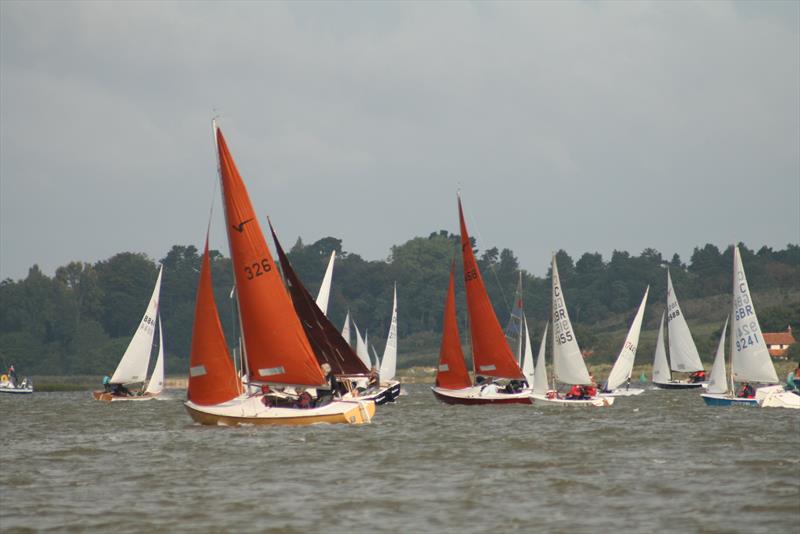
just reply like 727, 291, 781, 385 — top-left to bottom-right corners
1, 235, 798, 376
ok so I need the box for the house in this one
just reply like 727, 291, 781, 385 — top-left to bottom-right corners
763, 326, 796, 359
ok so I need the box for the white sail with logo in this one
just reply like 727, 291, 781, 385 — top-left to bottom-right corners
706, 317, 729, 395
315, 251, 336, 316
730, 246, 778, 384
606, 287, 649, 391
111, 265, 163, 385
666, 270, 703, 373
651, 312, 670, 383
379, 284, 398, 380
521, 315, 535, 387
551, 255, 592, 386
533, 323, 549, 395
144, 315, 165, 395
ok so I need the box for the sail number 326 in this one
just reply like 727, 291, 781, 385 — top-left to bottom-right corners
244, 259, 272, 280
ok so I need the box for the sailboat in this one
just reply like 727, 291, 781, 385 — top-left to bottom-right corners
701, 246, 799, 409
93, 266, 165, 402
530, 255, 613, 407
377, 284, 402, 401
183, 124, 375, 426
269, 223, 400, 405
432, 198, 532, 404
599, 287, 649, 397
652, 270, 707, 389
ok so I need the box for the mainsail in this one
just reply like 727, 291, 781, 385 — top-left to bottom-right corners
111, 265, 163, 385
270, 223, 369, 376
605, 286, 649, 391
666, 270, 703, 373
435, 264, 472, 389
315, 251, 336, 316
187, 237, 241, 405
458, 197, 524, 379
216, 127, 325, 387
551, 255, 592, 386
730, 246, 778, 384
651, 312, 670, 383
379, 284, 398, 381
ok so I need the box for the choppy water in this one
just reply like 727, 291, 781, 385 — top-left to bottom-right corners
1, 385, 798, 533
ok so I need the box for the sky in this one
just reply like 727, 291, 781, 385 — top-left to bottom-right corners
1, 1, 798, 281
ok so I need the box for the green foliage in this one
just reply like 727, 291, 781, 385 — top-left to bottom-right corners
0, 236, 797, 375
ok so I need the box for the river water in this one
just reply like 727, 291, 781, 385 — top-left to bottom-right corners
1, 385, 798, 533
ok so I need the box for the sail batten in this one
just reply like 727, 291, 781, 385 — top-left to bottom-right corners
458, 197, 524, 380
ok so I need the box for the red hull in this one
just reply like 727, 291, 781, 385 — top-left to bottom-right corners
432, 389, 533, 405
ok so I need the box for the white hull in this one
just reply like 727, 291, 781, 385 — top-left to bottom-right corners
756, 385, 800, 409
0, 384, 33, 394
599, 388, 645, 397
185, 395, 375, 425
531, 392, 614, 407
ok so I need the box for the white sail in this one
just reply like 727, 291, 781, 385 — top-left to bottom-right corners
144, 315, 165, 395
606, 286, 649, 391
353, 321, 372, 369
111, 266, 163, 384
379, 284, 398, 380
533, 323, 550, 394
521, 315, 535, 386
551, 255, 592, 386
707, 317, 729, 395
341, 310, 351, 346
730, 246, 778, 384
652, 311, 671, 383
315, 251, 336, 316
371, 346, 381, 370
666, 270, 704, 372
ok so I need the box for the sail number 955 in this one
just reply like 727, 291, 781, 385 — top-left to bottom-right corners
244, 259, 272, 280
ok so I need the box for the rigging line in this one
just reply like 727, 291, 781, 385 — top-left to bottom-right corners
459, 194, 512, 313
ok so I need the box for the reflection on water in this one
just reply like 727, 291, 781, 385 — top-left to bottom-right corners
1, 386, 798, 532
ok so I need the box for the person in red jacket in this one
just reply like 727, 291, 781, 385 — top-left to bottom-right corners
566, 384, 583, 399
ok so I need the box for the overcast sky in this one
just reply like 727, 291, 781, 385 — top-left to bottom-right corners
1, 1, 798, 281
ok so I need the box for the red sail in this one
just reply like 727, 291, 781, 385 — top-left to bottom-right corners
269, 222, 369, 376
216, 127, 325, 386
458, 197, 524, 379
436, 264, 472, 389
187, 237, 241, 405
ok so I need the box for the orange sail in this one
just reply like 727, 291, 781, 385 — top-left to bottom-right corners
187, 236, 241, 405
435, 264, 472, 389
458, 197, 524, 379
216, 127, 325, 386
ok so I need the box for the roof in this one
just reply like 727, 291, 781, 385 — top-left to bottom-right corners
763, 331, 796, 346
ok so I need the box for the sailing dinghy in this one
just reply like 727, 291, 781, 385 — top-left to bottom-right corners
530, 255, 613, 407
702, 246, 798, 409
93, 267, 165, 402
652, 271, 706, 389
432, 198, 532, 405
183, 124, 374, 426
599, 287, 649, 397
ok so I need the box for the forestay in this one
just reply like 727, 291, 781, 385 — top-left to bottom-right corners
551, 255, 592, 386
666, 270, 704, 372
111, 265, 163, 385
606, 286, 649, 391
730, 246, 778, 384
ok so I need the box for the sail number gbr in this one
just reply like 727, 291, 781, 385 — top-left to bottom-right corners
244, 259, 272, 280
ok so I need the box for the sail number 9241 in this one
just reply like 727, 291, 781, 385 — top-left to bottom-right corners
244, 259, 272, 280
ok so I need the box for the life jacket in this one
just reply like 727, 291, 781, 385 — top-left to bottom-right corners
585, 386, 597, 397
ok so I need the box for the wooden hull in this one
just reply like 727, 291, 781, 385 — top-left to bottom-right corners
653, 380, 704, 390
531, 393, 614, 407
184, 396, 375, 426
92, 391, 159, 402
431, 386, 533, 405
